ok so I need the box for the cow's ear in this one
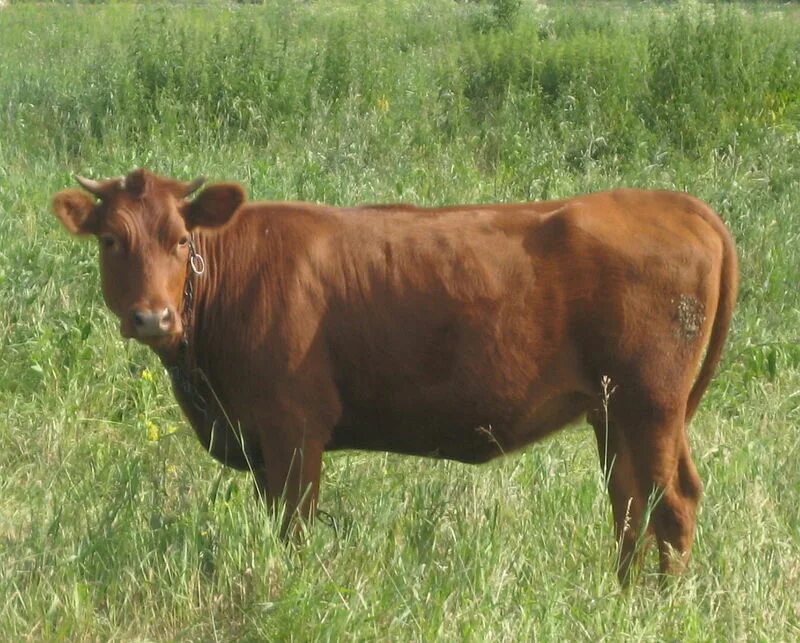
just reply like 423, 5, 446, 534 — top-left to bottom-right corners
52, 189, 97, 236
183, 183, 246, 230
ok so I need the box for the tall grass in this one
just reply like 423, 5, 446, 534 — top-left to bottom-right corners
1, 1, 799, 639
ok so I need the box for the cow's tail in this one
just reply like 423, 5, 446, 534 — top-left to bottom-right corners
685, 199, 739, 424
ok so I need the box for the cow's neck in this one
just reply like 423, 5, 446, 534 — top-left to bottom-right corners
151, 231, 249, 466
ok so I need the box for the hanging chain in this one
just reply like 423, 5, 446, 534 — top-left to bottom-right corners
167, 237, 254, 473
168, 235, 212, 418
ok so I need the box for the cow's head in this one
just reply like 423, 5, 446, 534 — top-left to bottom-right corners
52, 168, 245, 348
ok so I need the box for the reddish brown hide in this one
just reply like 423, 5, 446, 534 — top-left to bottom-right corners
52, 168, 737, 581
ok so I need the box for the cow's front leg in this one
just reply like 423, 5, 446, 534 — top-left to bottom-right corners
253, 430, 324, 539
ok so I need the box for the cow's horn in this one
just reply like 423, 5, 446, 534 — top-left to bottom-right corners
184, 176, 206, 197
75, 175, 106, 197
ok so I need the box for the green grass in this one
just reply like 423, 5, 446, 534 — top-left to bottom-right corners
1, 0, 799, 639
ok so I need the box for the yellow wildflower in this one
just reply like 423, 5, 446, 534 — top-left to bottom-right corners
377, 96, 390, 113
141, 369, 154, 382
145, 420, 160, 442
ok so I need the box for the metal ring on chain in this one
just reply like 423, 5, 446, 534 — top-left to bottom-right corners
190, 253, 206, 275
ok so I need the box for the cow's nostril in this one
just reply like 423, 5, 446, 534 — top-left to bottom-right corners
131, 308, 173, 336
158, 308, 172, 330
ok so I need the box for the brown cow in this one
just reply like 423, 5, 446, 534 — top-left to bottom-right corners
51, 168, 737, 581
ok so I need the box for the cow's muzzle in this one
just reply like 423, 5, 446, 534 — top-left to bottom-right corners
130, 307, 176, 338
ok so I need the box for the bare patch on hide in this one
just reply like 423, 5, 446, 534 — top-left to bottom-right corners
673, 295, 705, 342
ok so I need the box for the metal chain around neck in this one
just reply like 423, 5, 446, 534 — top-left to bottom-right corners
169, 235, 213, 418
179, 236, 205, 355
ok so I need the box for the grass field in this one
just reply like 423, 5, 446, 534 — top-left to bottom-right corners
1, 0, 799, 639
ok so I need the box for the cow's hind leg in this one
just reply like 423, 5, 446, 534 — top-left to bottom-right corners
652, 431, 702, 576
621, 403, 702, 578
588, 409, 650, 584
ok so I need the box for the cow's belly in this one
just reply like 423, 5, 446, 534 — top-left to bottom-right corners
327, 418, 505, 463
327, 391, 591, 463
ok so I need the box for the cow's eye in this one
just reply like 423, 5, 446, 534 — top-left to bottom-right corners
100, 235, 116, 249
178, 236, 189, 248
